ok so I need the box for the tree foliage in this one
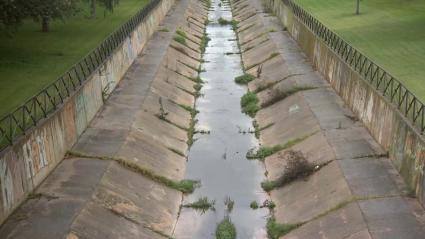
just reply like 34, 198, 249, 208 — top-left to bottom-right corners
0, 0, 80, 32
88, 0, 119, 18
23, 0, 80, 32
0, 0, 26, 29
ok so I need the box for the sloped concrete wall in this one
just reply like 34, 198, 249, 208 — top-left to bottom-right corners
0, 0, 175, 225
265, 0, 425, 205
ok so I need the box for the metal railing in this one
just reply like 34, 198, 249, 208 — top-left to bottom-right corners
0, 0, 161, 152
283, 0, 425, 134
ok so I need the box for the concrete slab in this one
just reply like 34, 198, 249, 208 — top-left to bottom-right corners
271, 161, 353, 224
72, 127, 129, 157
116, 129, 186, 181
339, 157, 399, 197
358, 197, 425, 239
132, 111, 188, 150
257, 93, 321, 146
70, 162, 181, 238
303, 87, 357, 130
282, 203, 372, 239
325, 126, 385, 160
0, 158, 110, 239
265, 131, 335, 181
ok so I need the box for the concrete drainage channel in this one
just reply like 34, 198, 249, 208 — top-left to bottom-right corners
173, 0, 268, 238
1, 0, 425, 238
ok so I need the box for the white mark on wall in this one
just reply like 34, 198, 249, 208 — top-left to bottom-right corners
36, 135, 48, 169
23, 142, 34, 179
0, 159, 14, 211
22, 133, 49, 180
366, 94, 374, 124
292, 23, 299, 41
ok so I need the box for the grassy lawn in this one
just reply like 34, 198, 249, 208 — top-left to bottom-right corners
0, 0, 148, 118
295, 0, 425, 102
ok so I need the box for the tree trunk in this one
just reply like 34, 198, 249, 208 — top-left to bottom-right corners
42, 17, 49, 32
90, 0, 96, 18
356, 0, 360, 15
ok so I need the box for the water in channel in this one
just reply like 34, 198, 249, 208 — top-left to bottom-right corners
173, 1, 268, 238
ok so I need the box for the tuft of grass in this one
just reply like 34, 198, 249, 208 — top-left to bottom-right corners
250, 201, 259, 209
261, 150, 316, 192
261, 86, 317, 108
176, 30, 187, 38
246, 134, 312, 160
218, 18, 239, 30
183, 197, 215, 212
173, 35, 187, 46
200, 33, 211, 54
240, 92, 259, 117
266, 217, 302, 239
224, 196, 235, 213
66, 151, 198, 193
216, 217, 237, 239
218, 17, 232, 25
234, 73, 255, 84
261, 200, 276, 209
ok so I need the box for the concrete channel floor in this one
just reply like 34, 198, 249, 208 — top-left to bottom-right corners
0, 0, 196, 238
238, 0, 425, 238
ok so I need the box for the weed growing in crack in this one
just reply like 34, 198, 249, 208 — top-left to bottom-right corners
245, 52, 279, 70
66, 151, 199, 193
168, 147, 185, 157
216, 217, 236, 239
234, 73, 255, 84
183, 197, 215, 212
253, 120, 274, 138
260, 86, 317, 108
241, 92, 259, 117
261, 150, 317, 192
246, 134, 312, 160
173, 35, 187, 46
176, 30, 187, 38
156, 97, 168, 120
266, 217, 302, 239
200, 33, 211, 54
261, 199, 276, 210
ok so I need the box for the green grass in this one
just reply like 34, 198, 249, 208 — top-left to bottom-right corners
266, 217, 302, 239
240, 92, 259, 117
294, 0, 425, 101
216, 217, 237, 239
250, 201, 259, 209
234, 73, 255, 84
183, 197, 215, 212
0, 0, 149, 117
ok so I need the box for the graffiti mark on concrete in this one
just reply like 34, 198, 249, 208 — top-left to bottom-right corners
0, 159, 14, 211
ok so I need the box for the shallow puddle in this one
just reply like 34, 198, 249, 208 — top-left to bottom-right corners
173, 1, 268, 238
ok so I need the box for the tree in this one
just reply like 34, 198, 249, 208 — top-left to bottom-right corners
0, 0, 27, 30
88, 0, 119, 19
23, 0, 80, 32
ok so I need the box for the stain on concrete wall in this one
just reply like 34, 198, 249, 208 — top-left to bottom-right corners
0, 0, 175, 225
266, 0, 425, 206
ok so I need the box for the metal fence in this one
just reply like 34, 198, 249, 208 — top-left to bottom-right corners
283, 0, 425, 134
0, 0, 161, 152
